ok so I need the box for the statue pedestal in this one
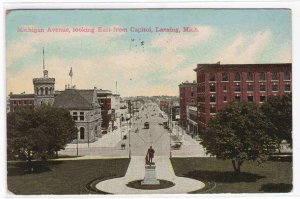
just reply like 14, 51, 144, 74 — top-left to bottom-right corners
141, 165, 160, 185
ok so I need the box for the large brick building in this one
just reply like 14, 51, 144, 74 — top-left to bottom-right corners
179, 81, 197, 128
194, 62, 292, 135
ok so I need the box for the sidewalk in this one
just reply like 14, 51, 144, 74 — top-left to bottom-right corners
95, 156, 205, 194
64, 122, 130, 149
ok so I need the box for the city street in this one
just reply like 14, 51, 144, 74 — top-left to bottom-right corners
59, 102, 207, 158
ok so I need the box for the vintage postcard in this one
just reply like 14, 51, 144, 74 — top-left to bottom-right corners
5, 6, 292, 195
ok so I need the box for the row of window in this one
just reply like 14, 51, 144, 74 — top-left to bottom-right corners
209, 95, 268, 103
73, 112, 85, 121
209, 84, 291, 93
205, 71, 291, 82
35, 87, 54, 95
12, 100, 34, 105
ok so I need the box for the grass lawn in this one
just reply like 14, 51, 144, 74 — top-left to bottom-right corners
171, 157, 292, 193
7, 158, 130, 195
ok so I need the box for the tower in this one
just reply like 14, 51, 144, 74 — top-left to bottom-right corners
33, 47, 55, 106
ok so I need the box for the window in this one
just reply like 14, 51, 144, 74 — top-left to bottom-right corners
223, 96, 227, 102
247, 96, 254, 102
223, 85, 227, 92
191, 92, 194, 97
247, 72, 254, 81
24, 101, 27, 105
260, 84, 266, 92
80, 127, 85, 139
210, 106, 216, 114
210, 85, 216, 93
235, 96, 241, 101
259, 72, 266, 81
73, 112, 78, 121
234, 72, 241, 82
13, 101, 16, 105
40, 87, 44, 95
234, 85, 241, 92
80, 112, 84, 121
284, 71, 291, 80
45, 87, 49, 95
272, 72, 278, 81
247, 84, 254, 92
260, 96, 266, 102
209, 73, 216, 82
210, 96, 216, 103
285, 84, 291, 92
272, 84, 278, 92
222, 73, 228, 82
18, 101, 22, 105
29, 101, 33, 105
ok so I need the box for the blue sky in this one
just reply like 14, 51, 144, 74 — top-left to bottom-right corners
6, 9, 291, 96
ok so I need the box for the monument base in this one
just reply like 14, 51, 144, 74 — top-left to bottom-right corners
141, 165, 160, 185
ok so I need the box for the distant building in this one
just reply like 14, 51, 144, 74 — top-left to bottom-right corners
54, 88, 102, 143
111, 93, 121, 129
97, 89, 112, 133
171, 101, 180, 121
179, 81, 197, 128
159, 100, 169, 113
186, 105, 198, 138
9, 93, 35, 112
194, 62, 292, 135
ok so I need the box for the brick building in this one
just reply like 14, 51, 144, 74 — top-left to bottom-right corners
97, 89, 112, 134
179, 81, 197, 128
9, 93, 35, 112
194, 62, 292, 134
159, 100, 170, 113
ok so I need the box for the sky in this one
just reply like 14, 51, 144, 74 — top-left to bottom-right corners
6, 9, 292, 96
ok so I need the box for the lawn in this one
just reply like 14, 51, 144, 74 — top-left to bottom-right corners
171, 157, 292, 193
7, 158, 130, 195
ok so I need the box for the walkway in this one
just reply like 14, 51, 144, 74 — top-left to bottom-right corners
95, 156, 205, 194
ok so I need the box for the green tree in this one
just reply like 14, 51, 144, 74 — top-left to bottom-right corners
7, 105, 77, 171
201, 101, 277, 173
260, 93, 292, 150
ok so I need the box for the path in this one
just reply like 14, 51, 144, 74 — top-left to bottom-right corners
95, 156, 205, 194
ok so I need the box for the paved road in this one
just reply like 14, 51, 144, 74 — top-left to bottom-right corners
119, 103, 171, 157
59, 102, 207, 158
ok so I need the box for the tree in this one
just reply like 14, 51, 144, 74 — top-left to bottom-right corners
7, 105, 77, 171
260, 93, 292, 150
201, 101, 278, 173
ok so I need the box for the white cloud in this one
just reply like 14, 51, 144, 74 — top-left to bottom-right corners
151, 25, 214, 50
214, 30, 271, 64
271, 45, 292, 63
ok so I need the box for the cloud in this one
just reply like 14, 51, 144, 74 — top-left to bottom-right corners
151, 25, 214, 50
271, 45, 292, 63
163, 66, 196, 83
214, 30, 272, 64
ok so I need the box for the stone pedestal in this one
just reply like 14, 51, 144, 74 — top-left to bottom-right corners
141, 165, 160, 185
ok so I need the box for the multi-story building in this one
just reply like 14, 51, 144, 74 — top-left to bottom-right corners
194, 62, 292, 134
53, 88, 102, 143
159, 100, 170, 113
179, 81, 197, 128
9, 93, 35, 112
186, 105, 198, 138
97, 89, 112, 134
111, 93, 121, 129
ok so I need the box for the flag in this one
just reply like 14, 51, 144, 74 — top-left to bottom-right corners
69, 67, 73, 77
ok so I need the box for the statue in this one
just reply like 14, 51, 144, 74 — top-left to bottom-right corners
145, 146, 155, 165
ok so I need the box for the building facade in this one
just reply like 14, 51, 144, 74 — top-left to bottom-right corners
194, 62, 292, 134
33, 69, 55, 106
97, 89, 112, 133
186, 105, 198, 138
179, 81, 197, 128
9, 93, 35, 112
53, 88, 102, 143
